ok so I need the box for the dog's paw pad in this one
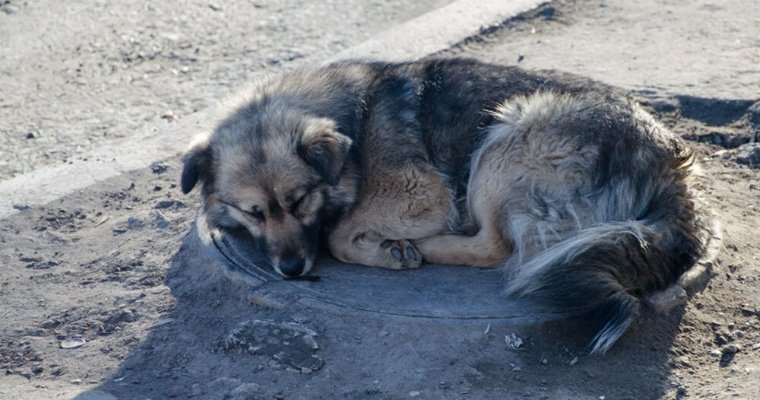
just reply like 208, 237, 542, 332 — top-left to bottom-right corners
390, 247, 403, 261
380, 240, 421, 269
405, 244, 418, 261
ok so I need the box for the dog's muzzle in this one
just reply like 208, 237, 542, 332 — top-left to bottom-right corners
278, 257, 305, 277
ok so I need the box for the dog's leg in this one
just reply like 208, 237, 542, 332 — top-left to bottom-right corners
414, 143, 515, 267
414, 210, 511, 267
327, 166, 454, 270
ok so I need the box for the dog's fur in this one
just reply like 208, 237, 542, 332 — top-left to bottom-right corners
181, 58, 714, 354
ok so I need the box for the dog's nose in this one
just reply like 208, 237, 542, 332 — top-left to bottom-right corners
278, 258, 305, 277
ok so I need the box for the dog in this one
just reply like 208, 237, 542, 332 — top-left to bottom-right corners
181, 58, 715, 354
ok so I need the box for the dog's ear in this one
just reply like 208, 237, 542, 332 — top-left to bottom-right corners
181, 140, 212, 194
299, 118, 352, 185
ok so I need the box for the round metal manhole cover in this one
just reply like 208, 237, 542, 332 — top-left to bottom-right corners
194, 214, 574, 323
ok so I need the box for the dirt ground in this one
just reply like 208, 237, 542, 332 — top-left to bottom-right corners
1, 0, 759, 399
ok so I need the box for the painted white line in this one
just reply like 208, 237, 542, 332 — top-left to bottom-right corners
0, 0, 546, 220
329, 0, 546, 63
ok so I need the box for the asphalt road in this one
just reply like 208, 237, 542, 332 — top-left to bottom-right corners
0, 0, 451, 179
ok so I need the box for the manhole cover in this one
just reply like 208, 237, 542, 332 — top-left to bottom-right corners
194, 213, 575, 323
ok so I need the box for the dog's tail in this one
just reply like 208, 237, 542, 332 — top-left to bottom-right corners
504, 198, 716, 355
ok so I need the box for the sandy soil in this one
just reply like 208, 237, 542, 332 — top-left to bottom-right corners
1, 0, 759, 399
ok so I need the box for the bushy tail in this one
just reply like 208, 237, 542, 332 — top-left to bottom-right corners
504, 218, 710, 354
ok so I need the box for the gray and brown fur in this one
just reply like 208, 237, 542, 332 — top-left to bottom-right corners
181, 58, 715, 354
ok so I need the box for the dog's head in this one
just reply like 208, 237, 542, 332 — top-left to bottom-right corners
181, 108, 357, 277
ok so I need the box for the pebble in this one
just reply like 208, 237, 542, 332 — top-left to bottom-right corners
25, 328, 46, 336
409, 391, 421, 397
1, 4, 19, 14
541, 358, 548, 365
709, 349, 722, 357
723, 344, 742, 355
736, 143, 760, 166
160, 110, 178, 121
150, 163, 169, 174
569, 356, 579, 366
504, 333, 523, 349
11, 203, 29, 211
752, 343, 760, 351
60, 337, 86, 349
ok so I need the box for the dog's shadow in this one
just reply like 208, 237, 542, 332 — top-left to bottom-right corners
74, 226, 691, 400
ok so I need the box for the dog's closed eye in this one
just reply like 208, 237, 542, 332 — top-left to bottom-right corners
246, 206, 265, 221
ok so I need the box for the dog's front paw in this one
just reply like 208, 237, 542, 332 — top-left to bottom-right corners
380, 239, 422, 270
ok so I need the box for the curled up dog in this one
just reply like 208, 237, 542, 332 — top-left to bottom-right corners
181, 58, 717, 354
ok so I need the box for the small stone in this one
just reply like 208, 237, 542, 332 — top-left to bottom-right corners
1, 4, 20, 14
709, 349, 722, 357
160, 110, 178, 121
70, 378, 82, 385
25, 328, 46, 337
723, 344, 742, 354
504, 333, 523, 349
154, 200, 185, 209
675, 356, 692, 368
541, 359, 548, 365
720, 344, 741, 367
25, 132, 36, 139
153, 211, 171, 229
736, 143, 760, 167
150, 163, 169, 174
409, 391, 421, 397
60, 337, 86, 349
752, 343, 760, 351
714, 329, 734, 346
569, 356, 579, 366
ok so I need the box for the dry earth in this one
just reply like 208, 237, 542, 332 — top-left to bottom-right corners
1, 0, 759, 399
